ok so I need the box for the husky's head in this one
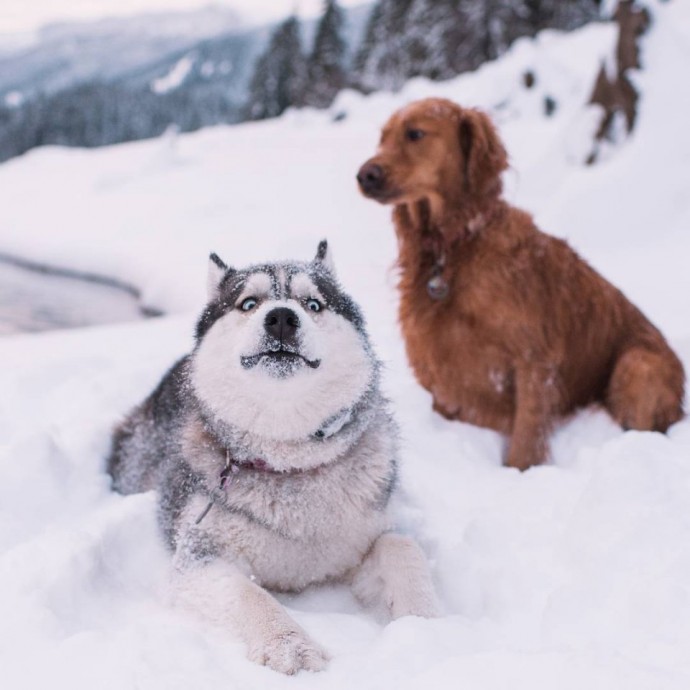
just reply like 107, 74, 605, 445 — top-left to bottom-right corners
191, 241, 377, 444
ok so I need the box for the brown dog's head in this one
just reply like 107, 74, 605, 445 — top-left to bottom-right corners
357, 98, 508, 209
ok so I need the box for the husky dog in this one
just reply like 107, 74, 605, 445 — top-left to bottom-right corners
107, 241, 439, 674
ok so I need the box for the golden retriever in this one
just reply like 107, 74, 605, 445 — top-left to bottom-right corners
357, 97, 684, 470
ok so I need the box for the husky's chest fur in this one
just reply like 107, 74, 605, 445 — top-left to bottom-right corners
173, 410, 396, 591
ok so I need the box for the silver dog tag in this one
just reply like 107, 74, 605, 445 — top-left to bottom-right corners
427, 275, 449, 301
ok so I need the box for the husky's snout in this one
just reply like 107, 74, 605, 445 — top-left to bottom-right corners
240, 305, 320, 373
264, 307, 300, 348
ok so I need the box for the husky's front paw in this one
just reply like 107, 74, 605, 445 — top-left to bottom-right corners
247, 629, 330, 675
388, 587, 440, 620
353, 533, 441, 621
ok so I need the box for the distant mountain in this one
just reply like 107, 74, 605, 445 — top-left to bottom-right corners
0, 4, 372, 109
117, 28, 268, 112
113, 4, 372, 106
0, 6, 244, 102
0, 4, 373, 163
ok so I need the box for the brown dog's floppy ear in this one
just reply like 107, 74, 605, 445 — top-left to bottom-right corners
458, 109, 508, 199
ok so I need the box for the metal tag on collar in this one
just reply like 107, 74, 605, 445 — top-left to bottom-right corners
427, 242, 449, 301
427, 271, 449, 301
314, 407, 353, 440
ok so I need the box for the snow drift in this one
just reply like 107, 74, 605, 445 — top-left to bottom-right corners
0, 2, 689, 688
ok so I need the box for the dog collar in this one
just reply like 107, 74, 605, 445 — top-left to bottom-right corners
195, 447, 328, 525
421, 212, 490, 301
421, 227, 449, 300
195, 451, 281, 525
194, 400, 366, 524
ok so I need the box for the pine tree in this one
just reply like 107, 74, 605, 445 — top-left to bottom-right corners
516, 0, 601, 35
403, 0, 457, 80
352, 2, 384, 91
456, 0, 522, 63
353, 0, 416, 92
352, 0, 600, 95
304, 0, 347, 108
552, 0, 601, 31
402, 0, 496, 80
244, 16, 308, 121
352, 0, 527, 91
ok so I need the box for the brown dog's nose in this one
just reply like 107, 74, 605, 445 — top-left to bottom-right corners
357, 162, 385, 195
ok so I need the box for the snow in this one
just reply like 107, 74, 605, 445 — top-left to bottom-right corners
200, 59, 215, 78
3, 90, 24, 107
151, 54, 195, 93
1, 2, 690, 687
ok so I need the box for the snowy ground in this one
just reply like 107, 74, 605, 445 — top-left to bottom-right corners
1, 2, 690, 688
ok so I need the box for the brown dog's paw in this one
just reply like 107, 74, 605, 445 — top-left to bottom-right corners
505, 455, 540, 472
505, 440, 549, 471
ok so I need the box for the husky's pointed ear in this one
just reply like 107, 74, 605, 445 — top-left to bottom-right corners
314, 239, 336, 275
207, 252, 231, 300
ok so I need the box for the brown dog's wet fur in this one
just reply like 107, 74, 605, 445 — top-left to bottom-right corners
357, 97, 685, 470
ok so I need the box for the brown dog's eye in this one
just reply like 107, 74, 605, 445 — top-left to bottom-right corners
405, 128, 425, 142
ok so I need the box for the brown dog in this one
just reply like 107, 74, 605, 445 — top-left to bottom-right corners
357, 97, 685, 470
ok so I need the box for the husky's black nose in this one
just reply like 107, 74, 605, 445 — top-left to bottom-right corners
264, 307, 300, 345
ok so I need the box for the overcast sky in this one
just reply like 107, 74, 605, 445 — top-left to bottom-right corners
2, 1, 365, 34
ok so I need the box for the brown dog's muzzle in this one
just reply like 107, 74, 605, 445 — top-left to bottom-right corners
356, 161, 386, 198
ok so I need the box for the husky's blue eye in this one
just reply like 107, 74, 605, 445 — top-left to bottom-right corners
306, 299, 322, 313
240, 297, 257, 312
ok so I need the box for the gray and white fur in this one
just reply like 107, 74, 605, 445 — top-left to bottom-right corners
107, 241, 439, 674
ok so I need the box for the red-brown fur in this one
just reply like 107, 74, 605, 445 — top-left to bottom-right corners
357, 97, 685, 470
